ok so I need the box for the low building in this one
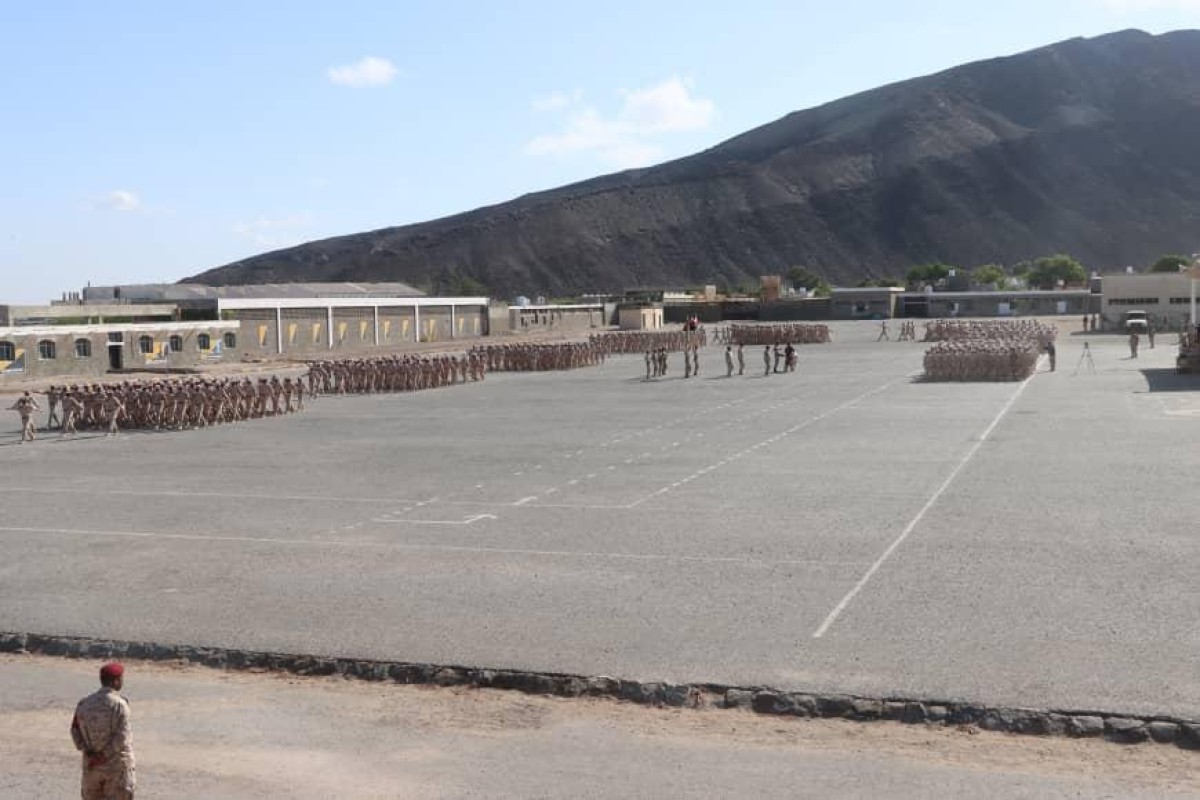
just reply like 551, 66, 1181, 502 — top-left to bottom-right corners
0, 321, 240, 380
618, 304, 664, 330
896, 289, 1093, 318
829, 288, 905, 319
1099, 272, 1195, 329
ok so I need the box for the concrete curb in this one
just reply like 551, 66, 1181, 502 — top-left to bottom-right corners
3, 631, 1196, 750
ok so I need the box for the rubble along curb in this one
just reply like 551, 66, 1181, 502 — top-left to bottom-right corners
3, 631, 1196, 750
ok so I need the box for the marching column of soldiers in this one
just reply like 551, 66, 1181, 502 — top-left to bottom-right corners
589, 329, 707, 355
727, 323, 831, 345
922, 320, 1057, 382
471, 342, 602, 371
34, 377, 307, 437
306, 352, 484, 395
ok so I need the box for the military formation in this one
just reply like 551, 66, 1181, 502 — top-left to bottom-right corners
921, 319, 1056, 347
922, 320, 1057, 382
306, 353, 484, 395
472, 342, 603, 371
589, 329, 707, 354
29, 376, 308, 438
726, 323, 831, 345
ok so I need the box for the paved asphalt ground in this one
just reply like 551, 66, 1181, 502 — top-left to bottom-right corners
1, 321, 1196, 721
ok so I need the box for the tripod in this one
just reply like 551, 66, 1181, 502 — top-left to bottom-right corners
1074, 342, 1096, 375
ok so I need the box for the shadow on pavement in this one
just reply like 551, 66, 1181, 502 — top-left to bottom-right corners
1139, 368, 1200, 393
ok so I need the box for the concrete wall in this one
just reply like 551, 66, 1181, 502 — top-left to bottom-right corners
0, 303, 177, 326
509, 305, 604, 333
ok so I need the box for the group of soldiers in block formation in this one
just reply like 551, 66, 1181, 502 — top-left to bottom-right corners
306, 353, 485, 395
725, 323, 831, 345
471, 342, 604, 371
921, 320, 1058, 382
589, 328, 707, 354
9, 376, 309, 441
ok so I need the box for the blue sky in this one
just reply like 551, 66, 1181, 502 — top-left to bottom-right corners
3, 0, 1199, 302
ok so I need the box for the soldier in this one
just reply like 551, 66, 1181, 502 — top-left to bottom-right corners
101, 391, 126, 436
61, 389, 84, 437
1046, 340, 1057, 372
763, 345, 771, 377
773, 343, 783, 373
692, 345, 700, 376
724, 345, 734, 377
644, 351, 652, 381
785, 343, 797, 372
72, 662, 135, 800
45, 385, 62, 429
877, 320, 890, 341
9, 390, 41, 443
1129, 331, 1140, 359
1148, 323, 1156, 349
737, 343, 745, 375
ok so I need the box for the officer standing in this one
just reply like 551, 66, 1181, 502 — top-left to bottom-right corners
71, 662, 136, 800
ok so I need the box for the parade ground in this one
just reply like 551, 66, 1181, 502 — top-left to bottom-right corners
1, 321, 1196, 721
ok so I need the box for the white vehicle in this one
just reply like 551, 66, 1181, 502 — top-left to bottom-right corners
1123, 310, 1149, 332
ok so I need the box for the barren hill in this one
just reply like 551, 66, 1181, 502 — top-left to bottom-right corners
186, 29, 1200, 296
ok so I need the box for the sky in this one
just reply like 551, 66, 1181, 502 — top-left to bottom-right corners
3, 0, 1200, 303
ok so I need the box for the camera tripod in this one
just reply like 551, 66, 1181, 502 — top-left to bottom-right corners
1073, 342, 1096, 375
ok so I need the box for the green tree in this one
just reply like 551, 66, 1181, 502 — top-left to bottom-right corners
1011, 260, 1033, 278
1027, 254, 1086, 289
905, 262, 952, 287
1149, 254, 1190, 273
972, 264, 1006, 287
786, 266, 824, 290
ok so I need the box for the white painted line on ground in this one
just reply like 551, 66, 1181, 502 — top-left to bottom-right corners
624, 373, 913, 509
811, 368, 1039, 640
513, 496, 538, 506
1, 486, 432, 505
0, 525, 866, 568
374, 513, 497, 526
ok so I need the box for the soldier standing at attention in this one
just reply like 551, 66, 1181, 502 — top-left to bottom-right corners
71, 662, 136, 800
9, 390, 41, 443
737, 343, 745, 375
724, 345, 734, 377
763, 345, 771, 376
1129, 331, 1140, 359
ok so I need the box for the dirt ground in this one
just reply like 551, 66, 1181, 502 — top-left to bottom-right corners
1, 655, 1195, 799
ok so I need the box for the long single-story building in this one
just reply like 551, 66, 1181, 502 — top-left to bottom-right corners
895, 289, 1094, 318
0, 321, 241, 380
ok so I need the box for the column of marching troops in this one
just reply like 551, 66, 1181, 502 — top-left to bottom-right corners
921, 320, 1058, 382
25, 377, 309, 438
724, 323, 831, 345
588, 329, 707, 354
471, 342, 604, 371
306, 353, 485, 394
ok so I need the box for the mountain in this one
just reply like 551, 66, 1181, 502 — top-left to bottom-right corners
186, 29, 1200, 296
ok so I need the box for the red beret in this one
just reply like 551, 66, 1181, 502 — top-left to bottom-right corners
99, 662, 124, 681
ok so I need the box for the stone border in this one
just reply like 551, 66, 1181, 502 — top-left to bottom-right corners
3, 632, 1196, 749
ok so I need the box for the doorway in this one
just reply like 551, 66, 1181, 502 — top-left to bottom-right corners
107, 344, 123, 371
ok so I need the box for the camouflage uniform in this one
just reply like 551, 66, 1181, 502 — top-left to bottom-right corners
71, 687, 135, 799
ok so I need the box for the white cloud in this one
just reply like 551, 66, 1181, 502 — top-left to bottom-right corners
327, 56, 398, 88
97, 190, 142, 212
532, 88, 583, 112
232, 214, 314, 249
618, 77, 714, 133
524, 76, 714, 168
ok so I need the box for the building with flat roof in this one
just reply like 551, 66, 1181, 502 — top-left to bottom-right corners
0, 320, 241, 380
1099, 272, 1195, 329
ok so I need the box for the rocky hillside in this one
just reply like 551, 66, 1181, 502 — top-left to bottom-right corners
187, 29, 1200, 296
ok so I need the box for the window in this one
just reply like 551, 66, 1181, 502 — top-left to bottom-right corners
169, 335, 183, 352
107, 332, 123, 344
0, 341, 14, 361
1170, 297, 1191, 305
74, 338, 92, 358
197, 333, 211, 350
138, 335, 154, 354
1108, 297, 1160, 306
38, 339, 57, 360
224, 332, 237, 349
